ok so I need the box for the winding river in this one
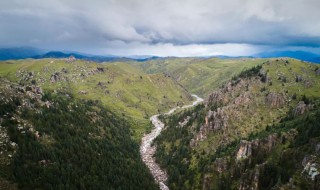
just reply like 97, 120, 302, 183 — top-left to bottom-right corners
140, 95, 204, 190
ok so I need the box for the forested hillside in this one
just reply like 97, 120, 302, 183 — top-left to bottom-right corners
154, 59, 320, 189
0, 78, 158, 189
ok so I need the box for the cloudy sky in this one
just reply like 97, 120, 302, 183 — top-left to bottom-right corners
1, 0, 320, 56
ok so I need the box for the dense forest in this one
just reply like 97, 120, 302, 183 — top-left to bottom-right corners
0, 85, 158, 189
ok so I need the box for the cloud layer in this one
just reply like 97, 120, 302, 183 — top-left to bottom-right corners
1, 0, 320, 56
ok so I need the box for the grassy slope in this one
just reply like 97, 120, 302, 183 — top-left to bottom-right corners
0, 58, 192, 139
196, 58, 320, 153
154, 58, 320, 189
132, 57, 266, 97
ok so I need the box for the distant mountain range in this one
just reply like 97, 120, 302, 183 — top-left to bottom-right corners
0, 47, 319, 63
32, 51, 123, 62
254, 50, 320, 63
0, 47, 160, 62
0, 47, 45, 60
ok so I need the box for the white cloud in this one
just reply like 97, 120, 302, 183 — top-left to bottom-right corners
98, 41, 262, 57
0, 0, 320, 55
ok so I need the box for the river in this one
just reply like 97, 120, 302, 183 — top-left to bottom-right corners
140, 94, 204, 190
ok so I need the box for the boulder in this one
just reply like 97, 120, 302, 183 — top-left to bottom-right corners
96, 67, 105, 72
295, 75, 304, 82
50, 72, 61, 83
294, 101, 312, 116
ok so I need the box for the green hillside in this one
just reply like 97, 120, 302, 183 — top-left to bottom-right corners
133, 57, 266, 96
0, 78, 158, 189
1, 57, 319, 189
0, 58, 192, 139
154, 58, 320, 189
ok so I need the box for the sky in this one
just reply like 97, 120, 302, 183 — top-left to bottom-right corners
1, 0, 320, 56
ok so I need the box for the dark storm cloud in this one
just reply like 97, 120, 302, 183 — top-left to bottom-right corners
0, 0, 320, 55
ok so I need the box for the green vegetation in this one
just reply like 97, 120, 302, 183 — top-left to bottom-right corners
133, 57, 266, 96
0, 59, 192, 139
0, 80, 158, 189
1, 57, 319, 189
154, 59, 320, 189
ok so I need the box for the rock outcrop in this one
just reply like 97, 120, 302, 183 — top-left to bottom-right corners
96, 67, 105, 73
236, 133, 280, 161
236, 140, 252, 160
234, 93, 251, 105
193, 107, 229, 143
26, 85, 43, 95
50, 72, 61, 83
294, 101, 313, 116
206, 108, 229, 131
265, 93, 286, 108
295, 75, 304, 82
238, 164, 263, 190
206, 91, 227, 107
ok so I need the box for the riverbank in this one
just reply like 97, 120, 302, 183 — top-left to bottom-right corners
140, 95, 203, 190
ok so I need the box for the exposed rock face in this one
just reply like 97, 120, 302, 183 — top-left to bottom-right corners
236, 133, 280, 161
238, 164, 263, 190
206, 108, 229, 131
206, 91, 227, 107
236, 140, 252, 160
316, 68, 320, 75
234, 93, 251, 105
259, 69, 268, 83
294, 101, 313, 116
193, 126, 207, 143
194, 107, 229, 143
267, 134, 277, 151
265, 93, 286, 108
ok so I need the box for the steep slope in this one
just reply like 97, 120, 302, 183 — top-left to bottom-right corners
0, 78, 158, 189
154, 58, 320, 189
132, 57, 266, 97
0, 58, 192, 139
